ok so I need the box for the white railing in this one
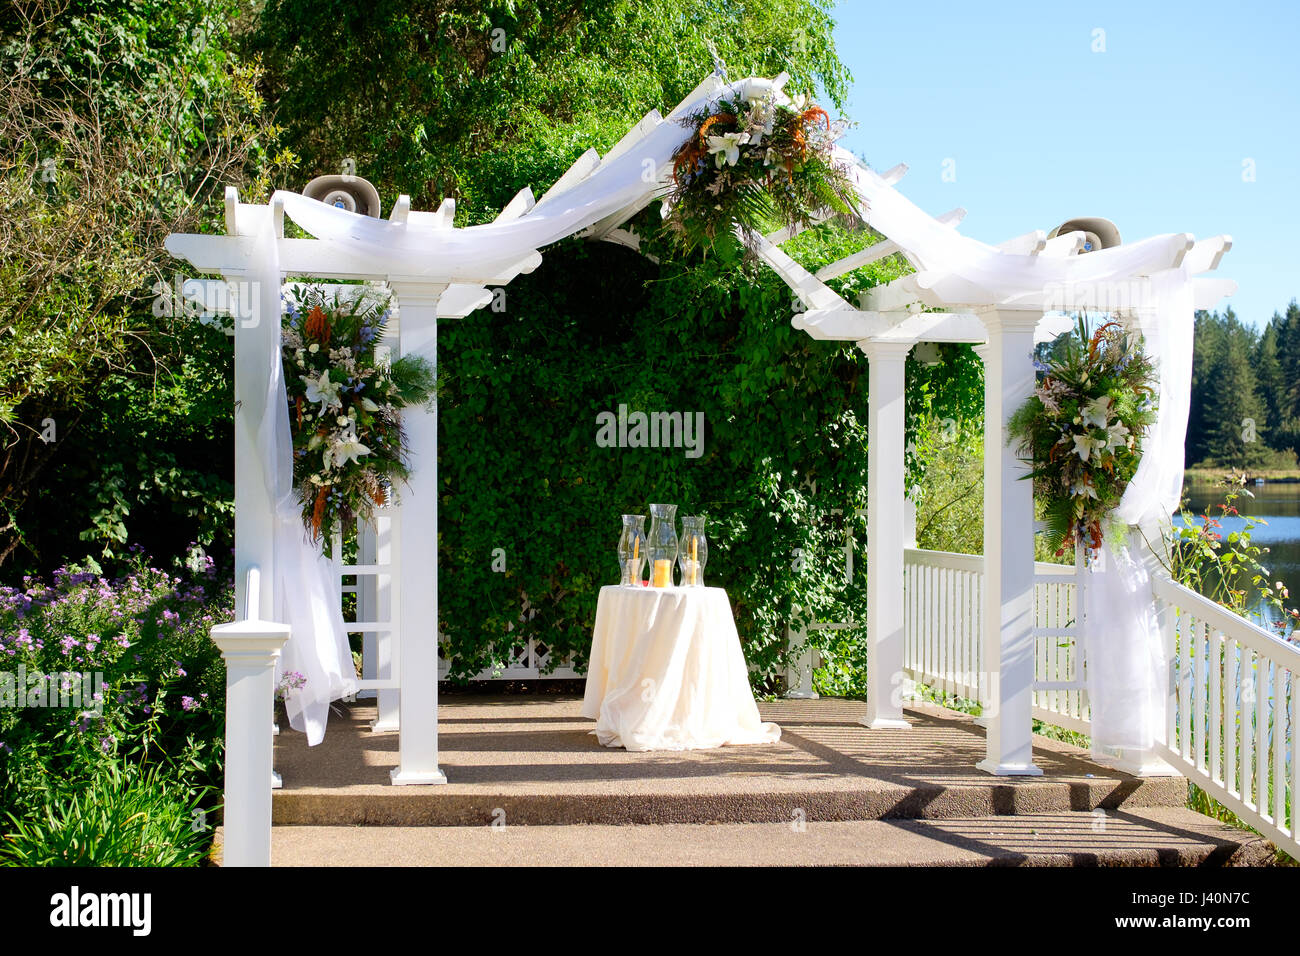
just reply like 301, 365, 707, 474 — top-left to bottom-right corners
902, 547, 1087, 730
903, 546, 1298, 859
1153, 575, 1298, 860
903, 549, 984, 701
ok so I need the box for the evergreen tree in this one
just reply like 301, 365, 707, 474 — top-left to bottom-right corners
1197, 308, 1268, 467
1255, 319, 1286, 444
1276, 300, 1300, 448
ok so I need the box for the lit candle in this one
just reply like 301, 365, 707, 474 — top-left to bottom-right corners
690, 538, 698, 585
653, 559, 672, 588
631, 537, 639, 587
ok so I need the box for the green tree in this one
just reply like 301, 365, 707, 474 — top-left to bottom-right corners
1272, 300, 1300, 451
1254, 319, 1285, 439
249, 0, 850, 217
1194, 308, 1268, 468
0, 0, 292, 569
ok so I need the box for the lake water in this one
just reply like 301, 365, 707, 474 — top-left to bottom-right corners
1181, 481, 1300, 624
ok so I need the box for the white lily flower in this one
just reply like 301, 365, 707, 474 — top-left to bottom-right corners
1105, 420, 1130, 451
1071, 478, 1099, 499
1081, 396, 1113, 430
707, 131, 749, 167
1072, 432, 1105, 462
360, 397, 380, 412
302, 370, 342, 413
329, 427, 371, 469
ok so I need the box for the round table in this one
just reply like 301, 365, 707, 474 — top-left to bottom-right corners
581, 584, 782, 751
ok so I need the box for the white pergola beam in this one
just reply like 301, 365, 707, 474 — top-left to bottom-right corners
166, 234, 524, 287
498, 186, 537, 221
666, 73, 727, 120
753, 233, 854, 313
996, 230, 1047, 256
532, 148, 601, 211
793, 306, 890, 341
816, 209, 965, 281
389, 194, 411, 224
1192, 277, 1238, 309
601, 109, 664, 166
880, 163, 908, 185
224, 186, 239, 236
1041, 230, 1086, 257
1182, 235, 1232, 275
873, 310, 987, 343
862, 273, 944, 312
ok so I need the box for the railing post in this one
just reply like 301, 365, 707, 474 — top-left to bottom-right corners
210, 571, 289, 867
386, 279, 449, 785
976, 310, 1042, 775
859, 339, 912, 729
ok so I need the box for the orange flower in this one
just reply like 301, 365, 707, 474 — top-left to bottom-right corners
311, 485, 330, 540
800, 106, 831, 130
1089, 321, 1121, 358
305, 305, 331, 345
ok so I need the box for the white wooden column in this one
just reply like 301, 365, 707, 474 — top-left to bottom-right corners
976, 309, 1042, 775
859, 339, 912, 729
228, 271, 276, 623
387, 280, 449, 785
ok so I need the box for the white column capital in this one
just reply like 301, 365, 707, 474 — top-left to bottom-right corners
386, 279, 450, 313
210, 621, 290, 660
976, 307, 1043, 335
857, 338, 914, 361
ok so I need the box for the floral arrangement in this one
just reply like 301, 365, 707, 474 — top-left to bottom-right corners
662, 89, 860, 261
1007, 316, 1158, 553
282, 284, 435, 540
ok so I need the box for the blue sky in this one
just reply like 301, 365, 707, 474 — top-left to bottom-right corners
830, 1, 1299, 328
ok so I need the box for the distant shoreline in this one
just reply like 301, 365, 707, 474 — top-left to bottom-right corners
1185, 468, 1300, 485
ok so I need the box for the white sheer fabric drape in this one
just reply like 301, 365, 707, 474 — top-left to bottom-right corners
250, 214, 356, 746
1083, 267, 1195, 752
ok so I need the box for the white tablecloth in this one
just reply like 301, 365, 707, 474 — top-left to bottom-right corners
581, 585, 781, 751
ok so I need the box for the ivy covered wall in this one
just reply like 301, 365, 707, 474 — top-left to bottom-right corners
436, 220, 984, 687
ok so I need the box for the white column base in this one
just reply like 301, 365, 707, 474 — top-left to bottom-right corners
369, 715, 400, 733
1091, 749, 1181, 777
786, 690, 820, 700
860, 716, 911, 730
972, 716, 991, 728
390, 766, 448, 786
271, 770, 282, 790
976, 758, 1043, 777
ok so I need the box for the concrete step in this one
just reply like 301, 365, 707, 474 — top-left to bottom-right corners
259, 808, 1277, 867
272, 698, 1189, 827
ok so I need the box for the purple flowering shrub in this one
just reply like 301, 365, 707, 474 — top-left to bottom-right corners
0, 546, 232, 863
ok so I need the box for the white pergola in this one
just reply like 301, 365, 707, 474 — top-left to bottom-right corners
749, 194, 1233, 775
166, 71, 1235, 865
